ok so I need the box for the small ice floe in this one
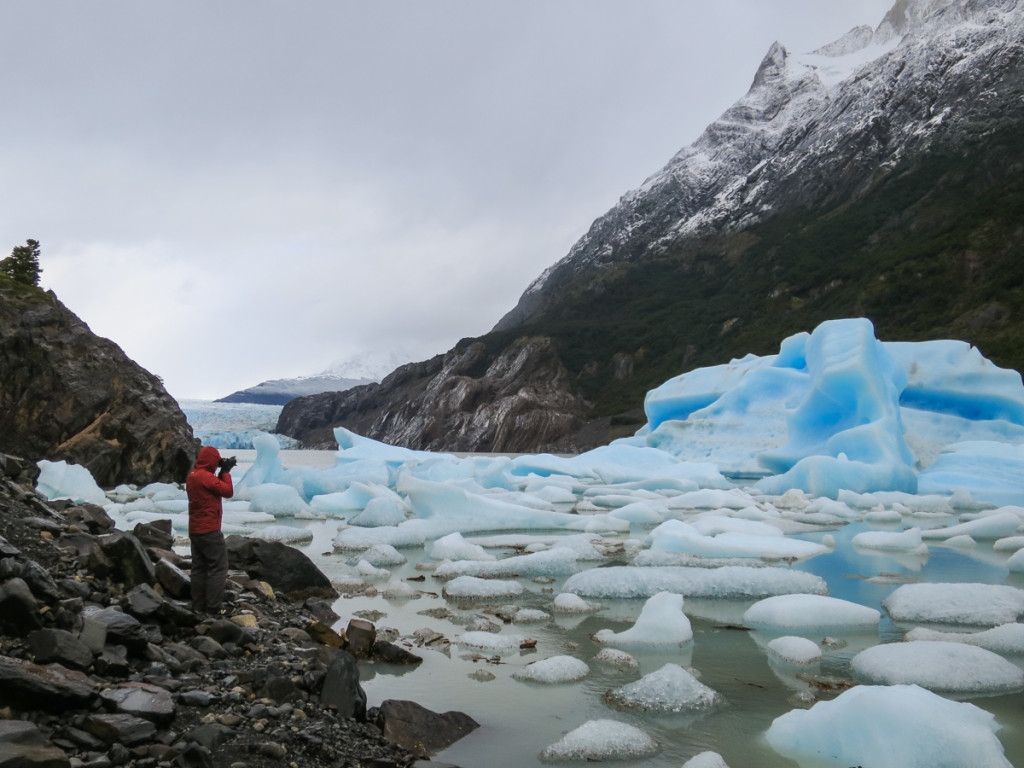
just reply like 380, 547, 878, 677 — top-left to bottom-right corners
767, 636, 822, 666
247, 483, 315, 517
604, 663, 720, 712
905, 623, 1024, 655
994, 535, 1024, 552
864, 507, 902, 523
920, 511, 1022, 541
380, 580, 421, 599
539, 719, 657, 762
562, 565, 826, 600
442, 575, 523, 600
937, 534, 977, 549
333, 525, 426, 551
248, 525, 314, 544
646, 519, 828, 561
682, 752, 729, 768
513, 609, 551, 624
512, 655, 589, 683
851, 527, 928, 555
766, 684, 1012, 768
594, 592, 692, 647
593, 648, 639, 668
434, 547, 580, 580
428, 532, 496, 561
851, 641, 1024, 695
743, 595, 881, 633
357, 543, 407, 567
355, 560, 390, 581
882, 582, 1024, 626
36, 459, 109, 505
348, 496, 411, 527
552, 593, 600, 613
454, 631, 528, 657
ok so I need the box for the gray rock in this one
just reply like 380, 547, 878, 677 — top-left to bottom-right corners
225, 538, 336, 601
99, 682, 175, 726
319, 650, 366, 720
131, 519, 173, 550
0, 720, 70, 768
0, 656, 97, 711
122, 584, 164, 619
97, 532, 155, 587
28, 629, 94, 670
0, 577, 42, 635
154, 558, 191, 600
373, 699, 479, 756
82, 714, 156, 746
188, 635, 227, 660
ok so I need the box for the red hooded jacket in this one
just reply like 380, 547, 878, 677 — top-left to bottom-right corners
186, 446, 234, 534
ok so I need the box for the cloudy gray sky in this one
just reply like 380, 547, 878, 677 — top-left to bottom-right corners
2, 0, 895, 399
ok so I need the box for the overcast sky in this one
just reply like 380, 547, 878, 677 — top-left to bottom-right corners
2, 0, 895, 400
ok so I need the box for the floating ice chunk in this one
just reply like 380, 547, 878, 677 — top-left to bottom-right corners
647, 519, 827, 561
1008, 549, 1024, 572
906, 623, 1024, 655
454, 631, 526, 656
539, 719, 657, 762
348, 496, 410, 527
333, 524, 426, 550
358, 543, 407, 567
247, 483, 313, 517
743, 595, 880, 632
864, 507, 902, 523
513, 609, 551, 624
939, 534, 977, 548
605, 663, 719, 712
380, 580, 420, 599
593, 648, 638, 668
994, 535, 1024, 551
434, 548, 579, 580
564, 565, 826, 600
662, 488, 758, 510
883, 582, 1024, 626
356, 560, 390, 580
513, 655, 589, 683
852, 527, 928, 554
36, 460, 108, 505
552, 593, 599, 613
851, 641, 1024, 695
919, 511, 1021, 541
429, 532, 495, 561
767, 636, 822, 665
249, 525, 314, 544
608, 501, 666, 524
682, 753, 729, 768
442, 575, 523, 600
766, 684, 1012, 768
594, 592, 692, 646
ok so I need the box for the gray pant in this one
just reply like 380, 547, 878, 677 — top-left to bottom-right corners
189, 530, 228, 612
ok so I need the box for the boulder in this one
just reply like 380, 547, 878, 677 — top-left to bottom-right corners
319, 650, 366, 720
372, 699, 479, 755
154, 557, 191, 599
99, 682, 176, 726
372, 641, 424, 666
225, 537, 337, 601
345, 619, 376, 657
82, 713, 157, 746
132, 519, 174, 550
82, 607, 149, 653
97, 531, 156, 587
0, 656, 97, 710
0, 720, 70, 768
63, 504, 115, 534
28, 629, 94, 670
0, 577, 42, 635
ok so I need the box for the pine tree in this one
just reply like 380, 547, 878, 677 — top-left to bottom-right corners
0, 239, 42, 286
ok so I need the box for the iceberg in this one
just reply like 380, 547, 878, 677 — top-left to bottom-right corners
36, 460, 108, 505
905, 623, 1024, 655
883, 582, 1024, 626
851, 641, 1024, 695
604, 663, 720, 712
512, 655, 589, 683
563, 565, 826, 600
743, 594, 880, 633
766, 636, 822, 665
442, 575, 523, 600
766, 684, 1012, 768
594, 591, 692, 647
539, 719, 657, 762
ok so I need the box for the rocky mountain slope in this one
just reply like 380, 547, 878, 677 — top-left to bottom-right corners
0, 284, 199, 485
277, 0, 1024, 452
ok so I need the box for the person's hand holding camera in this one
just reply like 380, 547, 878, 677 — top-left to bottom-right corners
217, 456, 237, 477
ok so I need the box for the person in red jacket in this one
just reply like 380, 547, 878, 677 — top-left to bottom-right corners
186, 446, 235, 614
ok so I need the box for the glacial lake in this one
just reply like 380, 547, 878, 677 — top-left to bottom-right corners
223, 450, 1024, 767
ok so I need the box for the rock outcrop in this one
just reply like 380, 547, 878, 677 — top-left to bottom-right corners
277, 336, 587, 452
0, 286, 198, 486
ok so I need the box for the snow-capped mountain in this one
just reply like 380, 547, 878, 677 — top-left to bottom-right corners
278, 0, 1024, 452
495, 0, 1024, 330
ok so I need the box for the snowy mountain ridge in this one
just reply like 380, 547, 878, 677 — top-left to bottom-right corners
495, 0, 1024, 330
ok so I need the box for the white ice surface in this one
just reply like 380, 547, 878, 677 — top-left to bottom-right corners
539, 719, 658, 762
883, 582, 1024, 626
743, 594, 880, 632
851, 640, 1024, 695
594, 591, 692, 647
512, 655, 589, 684
605, 663, 719, 712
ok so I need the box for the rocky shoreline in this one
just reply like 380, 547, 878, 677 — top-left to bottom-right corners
0, 454, 474, 768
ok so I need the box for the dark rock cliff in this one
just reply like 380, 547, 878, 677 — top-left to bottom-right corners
0, 285, 199, 486
277, 337, 587, 452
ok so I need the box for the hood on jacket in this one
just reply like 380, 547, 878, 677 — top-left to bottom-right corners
194, 445, 221, 473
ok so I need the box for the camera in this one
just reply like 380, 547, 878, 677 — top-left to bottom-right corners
217, 456, 237, 473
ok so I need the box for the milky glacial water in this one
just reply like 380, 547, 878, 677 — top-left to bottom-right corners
225, 450, 1024, 768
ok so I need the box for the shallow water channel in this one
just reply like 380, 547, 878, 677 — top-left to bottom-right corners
228, 451, 1024, 767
